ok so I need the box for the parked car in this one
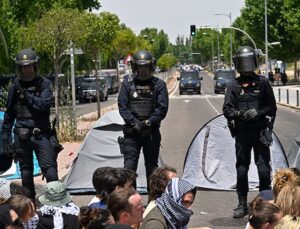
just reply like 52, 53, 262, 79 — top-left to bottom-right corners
177, 70, 203, 95
76, 77, 108, 103
214, 69, 236, 94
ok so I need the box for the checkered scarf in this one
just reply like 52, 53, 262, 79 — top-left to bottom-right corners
156, 178, 196, 229
40, 202, 79, 229
22, 213, 39, 229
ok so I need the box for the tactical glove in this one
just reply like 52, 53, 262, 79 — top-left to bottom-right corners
242, 108, 259, 121
133, 121, 147, 135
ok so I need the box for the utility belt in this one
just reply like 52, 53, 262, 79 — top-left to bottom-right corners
14, 127, 50, 140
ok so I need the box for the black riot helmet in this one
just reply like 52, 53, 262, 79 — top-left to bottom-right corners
131, 50, 156, 81
233, 46, 258, 74
15, 48, 39, 81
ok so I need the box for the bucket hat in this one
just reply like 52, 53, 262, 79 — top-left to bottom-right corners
39, 181, 71, 207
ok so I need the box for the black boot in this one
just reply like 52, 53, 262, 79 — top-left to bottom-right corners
233, 195, 248, 218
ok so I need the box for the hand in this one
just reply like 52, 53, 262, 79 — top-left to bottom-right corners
242, 108, 259, 121
2, 142, 14, 158
133, 121, 147, 135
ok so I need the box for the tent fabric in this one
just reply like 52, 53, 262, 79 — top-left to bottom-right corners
0, 111, 40, 178
64, 110, 164, 194
287, 132, 300, 168
182, 114, 288, 191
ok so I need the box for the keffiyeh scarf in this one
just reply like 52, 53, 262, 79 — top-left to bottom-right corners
156, 178, 196, 229
40, 202, 79, 229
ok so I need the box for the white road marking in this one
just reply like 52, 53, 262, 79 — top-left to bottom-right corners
170, 94, 224, 99
205, 97, 220, 115
184, 100, 192, 103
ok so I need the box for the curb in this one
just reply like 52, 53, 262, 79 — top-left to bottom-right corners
277, 102, 300, 110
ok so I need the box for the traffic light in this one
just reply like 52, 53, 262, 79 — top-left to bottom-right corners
190, 25, 196, 37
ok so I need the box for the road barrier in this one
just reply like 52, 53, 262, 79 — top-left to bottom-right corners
275, 87, 299, 108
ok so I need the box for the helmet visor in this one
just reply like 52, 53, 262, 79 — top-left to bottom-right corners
15, 59, 37, 66
234, 53, 257, 73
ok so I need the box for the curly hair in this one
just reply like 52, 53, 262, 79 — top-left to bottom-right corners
148, 166, 177, 203
275, 215, 300, 229
275, 184, 300, 217
272, 168, 300, 200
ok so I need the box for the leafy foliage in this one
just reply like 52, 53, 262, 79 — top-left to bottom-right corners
157, 54, 177, 71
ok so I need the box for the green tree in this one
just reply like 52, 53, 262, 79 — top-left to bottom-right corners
22, 8, 84, 127
81, 11, 119, 118
111, 27, 137, 66
157, 53, 177, 71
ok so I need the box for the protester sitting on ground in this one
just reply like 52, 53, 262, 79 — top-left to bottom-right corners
141, 177, 198, 229
0, 204, 23, 229
89, 167, 137, 209
143, 166, 177, 218
258, 168, 300, 202
5, 194, 38, 229
107, 187, 144, 228
274, 215, 300, 229
275, 183, 300, 217
78, 206, 115, 229
246, 196, 282, 229
0, 178, 31, 204
37, 181, 81, 229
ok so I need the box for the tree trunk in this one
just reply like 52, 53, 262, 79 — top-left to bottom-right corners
54, 60, 60, 129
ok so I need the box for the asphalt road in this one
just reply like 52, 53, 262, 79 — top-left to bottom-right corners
70, 72, 300, 228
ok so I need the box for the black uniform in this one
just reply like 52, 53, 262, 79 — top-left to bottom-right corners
223, 73, 277, 196
2, 76, 58, 199
118, 75, 168, 180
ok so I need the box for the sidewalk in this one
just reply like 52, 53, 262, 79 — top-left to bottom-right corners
272, 85, 300, 109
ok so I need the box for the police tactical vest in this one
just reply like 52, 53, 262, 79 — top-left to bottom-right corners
129, 78, 157, 120
14, 77, 45, 119
235, 76, 262, 112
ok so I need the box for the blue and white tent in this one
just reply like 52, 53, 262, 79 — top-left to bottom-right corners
182, 114, 288, 190
0, 111, 40, 179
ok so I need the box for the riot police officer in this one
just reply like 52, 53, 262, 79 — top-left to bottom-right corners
223, 46, 277, 218
1, 48, 58, 200
118, 50, 169, 186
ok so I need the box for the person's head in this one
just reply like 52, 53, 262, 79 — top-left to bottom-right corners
248, 196, 283, 229
156, 178, 197, 228
92, 167, 137, 203
15, 48, 39, 82
0, 204, 23, 229
148, 166, 177, 202
131, 50, 155, 81
233, 46, 258, 75
78, 206, 115, 229
5, 194, 38, 227
107, 187, 144, 226
275, 183, 300, 217
274, 215, 300, 229
38, 181, 72, 207
272, 168, 300, 201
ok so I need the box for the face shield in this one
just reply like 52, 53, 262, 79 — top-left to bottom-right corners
234, 51, 257, 74
134, 64, 152, 81
16, 63, 38, 82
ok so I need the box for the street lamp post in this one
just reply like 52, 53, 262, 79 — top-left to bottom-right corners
265, 0, 268, 78
214, 12, 232, 69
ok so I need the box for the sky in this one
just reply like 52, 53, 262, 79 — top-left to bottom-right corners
98, 0, 245, 44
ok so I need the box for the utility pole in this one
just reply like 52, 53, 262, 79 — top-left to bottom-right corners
70, 41, 77, 130
265, 0, 269, 78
